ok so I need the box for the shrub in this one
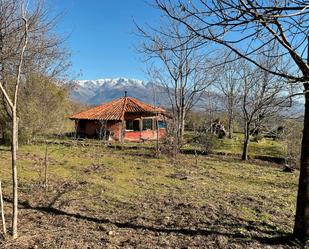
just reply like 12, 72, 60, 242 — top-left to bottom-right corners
160, 133, 180, 159
283, 120, 302, 168
1, 126, 32, 145
251, 134, 263, 143
194, 132, 218, 154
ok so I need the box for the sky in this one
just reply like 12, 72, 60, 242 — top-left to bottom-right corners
48, 0, 158, 81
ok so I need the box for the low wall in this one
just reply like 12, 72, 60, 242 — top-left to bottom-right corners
124, 129, 166, 142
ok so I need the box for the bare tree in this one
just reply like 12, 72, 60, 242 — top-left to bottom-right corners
137, 21, 213, 142
149, 81, 160, 156
0, 1, 28, 238
214, 52, 242, 138
0, 0, 68, 238
153, 0, 309, 239
201, 91, 223, 131
238, 57, 291, 160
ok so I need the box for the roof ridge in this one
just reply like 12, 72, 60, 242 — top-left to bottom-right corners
128, 96, 154, 108
95, 99, 119, 117
120, 96, 127, 121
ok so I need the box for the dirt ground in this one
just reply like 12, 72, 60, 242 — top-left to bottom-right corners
0, 144, 302, 248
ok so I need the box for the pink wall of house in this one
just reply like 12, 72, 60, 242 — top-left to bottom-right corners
124, 129, 167, 142
75, 113, 167, 142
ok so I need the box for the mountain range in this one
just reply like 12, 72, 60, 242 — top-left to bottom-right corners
70, 77, 304, 118
70, 77, 161, 106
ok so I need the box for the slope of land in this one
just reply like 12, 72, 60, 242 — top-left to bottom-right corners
0, 142, 300, 248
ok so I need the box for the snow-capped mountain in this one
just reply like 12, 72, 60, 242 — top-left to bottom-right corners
70, 77, 164, 105
70, 77, 305, 119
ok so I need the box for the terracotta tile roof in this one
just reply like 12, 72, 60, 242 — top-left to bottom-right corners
69, 96, 166, 121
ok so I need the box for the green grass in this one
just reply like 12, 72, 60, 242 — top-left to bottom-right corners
184, 131, 286, 158
0, 143, 299, 248
215, 133, 285, 157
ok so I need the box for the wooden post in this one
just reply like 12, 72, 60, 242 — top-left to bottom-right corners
44, 141, 48, 190
156, 116, 159, 155
0, 181, 7, 235
75, 120, 78, 139
140, 118, 143, 141
120, 120, 125, 147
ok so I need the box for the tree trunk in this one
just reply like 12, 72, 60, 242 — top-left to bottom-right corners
44, 142, 48, 190
0, 181, 7, 235
16, 117, 19, 151
228, 112, 233, 139
178, 109, 186, 142
176, 112, 181, 142
11, 109, 18, 238
242, 123, 250, 161
180, 116, 185, 141
293, 85, 309, 239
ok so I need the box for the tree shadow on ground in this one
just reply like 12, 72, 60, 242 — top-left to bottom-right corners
0, 147, 10, 151
3, 197, 297, 247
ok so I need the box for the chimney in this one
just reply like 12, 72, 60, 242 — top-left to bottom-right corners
124, 91, 127, 97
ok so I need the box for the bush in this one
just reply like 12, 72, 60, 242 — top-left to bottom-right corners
18, 127, 33, 145
283, 120, 302, 168
194, 132, 218, 154
160, 133, 180, 158
1, 129, 11, 145
0, 126, 32, 146
251, 134, 263, 142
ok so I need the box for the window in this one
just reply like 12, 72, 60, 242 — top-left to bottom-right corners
143, 119, 153, 130
126, 120, 140, 131
157, 120, 166, 129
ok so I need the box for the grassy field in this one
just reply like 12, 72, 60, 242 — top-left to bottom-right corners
183, 132, 286, 159
0, 141, 301, 248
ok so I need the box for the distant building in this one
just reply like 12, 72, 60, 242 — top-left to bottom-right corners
69, 95, 168, 142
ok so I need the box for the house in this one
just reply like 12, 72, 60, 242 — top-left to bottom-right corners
69, 95, 168, 142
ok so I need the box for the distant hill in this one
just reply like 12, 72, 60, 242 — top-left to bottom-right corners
70, 77, 161, 106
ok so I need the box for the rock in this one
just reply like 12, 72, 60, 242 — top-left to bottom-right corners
283, 164, 295, 173
164, 216, 170, 221
167, 173, 189, 180
107, 231, 115, 236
